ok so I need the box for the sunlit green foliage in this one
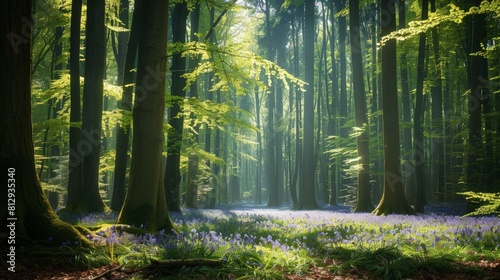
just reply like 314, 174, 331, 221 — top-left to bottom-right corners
458, 191, 500, 217
381, 0, 500, 46
178, 40, 306, 95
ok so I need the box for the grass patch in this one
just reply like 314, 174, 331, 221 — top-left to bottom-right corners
44, 208, 500, 279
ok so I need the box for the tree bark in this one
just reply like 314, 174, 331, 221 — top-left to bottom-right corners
298, 0, 319, 210
287, 7, 300, 208
372, 0, 416, 216
327, 0, 338, 206
466, 2, 488, 191
185, 152, 199, 208
264, 0, 279, 207
399, 0, 414, 204
205, 8, 216, 209
219, 116, 228, 204
67, 0, 107, 213
349, 0, 373, 213
275, 46, 285, 206
117, 0, 174, 232
370, 2, 383, 203
320, 2, 330, 204
66, 0, 83, 214
230, 136, 240, 202
273, 5, 287, 204
1, 0, 91, 246
185, 3, 201, 209
337, 0, 348, 200
337, 0, 347, 140
430, 0, 445, 202
413, 0, 429, 213
255, 88, 263, 204
111, 0, 133, 212
164, 2, 189, 213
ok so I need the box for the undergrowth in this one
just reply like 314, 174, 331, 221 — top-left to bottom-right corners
21, 209, 500, 279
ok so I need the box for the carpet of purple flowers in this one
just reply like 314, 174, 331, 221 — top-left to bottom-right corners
73, 208, 500, 279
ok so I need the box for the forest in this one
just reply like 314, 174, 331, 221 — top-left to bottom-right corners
1, 0, 500, 279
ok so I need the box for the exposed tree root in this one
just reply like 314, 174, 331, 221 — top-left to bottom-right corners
137, 258, 222, 277
89, 264, 123, 280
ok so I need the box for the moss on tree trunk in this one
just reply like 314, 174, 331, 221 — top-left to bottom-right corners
0, 0, 92, 247
116, 203, 156, 230
2, 161, 93, 247
372, 181, 416, 216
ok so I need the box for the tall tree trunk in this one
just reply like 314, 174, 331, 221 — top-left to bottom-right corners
164, 2, 189, 212
205, 114, 214, 208
81, 0, 106, 212
443, 61, 453, 193
413, 0, 429, 213
205, 8, 216, 209
292, 82, 301, 207
350, 0, 373, 213
66, 0, 83, 214
328, 0, 338, 206
288, 8, 300, 207
185, 3, 201, 209
494, 60, 500, 190
320, 1, 330, 204
111, 0, 133, 212
230, 136, 240, 202
266, 87, 278, 206
1, 0, 92, 246
219, 116, 228, 204
315, 12, 328, 202
429, 0, 445, 202
451, 54, 465, 191
373, 0, 416, 216
255, 89, 263, 204
113, 0, 129, 87
299, 0, 319, 210
264, 0, 279, 207
466, 3, 488, 191
186, 150, 199, 208
370, 2, 383, 203
117, 0, 174, 232
337, 0, 347, 139
213, 90, 224, 205
337, 0, 348, 201
274, 5, 288, 204
399, 0, 414, 204
483, 77, 493, 190
275, 48, 285, 206
67, 0, 107, 213
491, 57, 499, 189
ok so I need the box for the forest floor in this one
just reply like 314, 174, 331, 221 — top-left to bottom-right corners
3, 203, 500, 280
4, 251, 500, 279
4, 259, 500, 279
